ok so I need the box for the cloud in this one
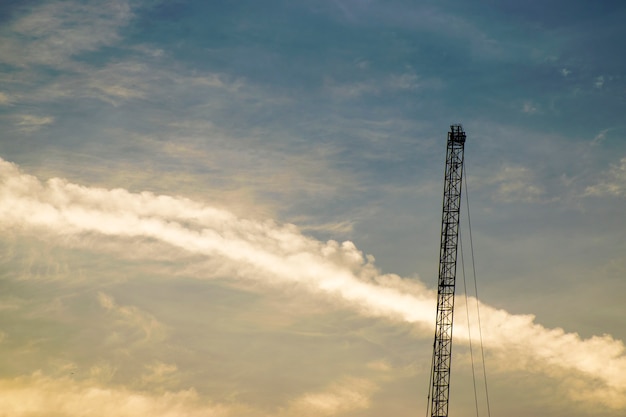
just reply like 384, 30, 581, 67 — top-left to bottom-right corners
13, 114, 55, 132
326, 70, 420, 99
591, 128, 610, 145
297, 220, 355, 235
0, 92, 12, 105
0, 0, 133, 69
584, 157, 626, 197
455, 298, 626, 401
140, 362, 180, 388
0, 372, 233, 417
0, 371, 377, 417
0, 0, 180, 108
522, 101, 537, 114
0, 158, 625, 408
595, 75, 605, 89
487, 165, 545, 203
21, 56, 247, 109
97, 292, 166, 345
284, 377, 377, 416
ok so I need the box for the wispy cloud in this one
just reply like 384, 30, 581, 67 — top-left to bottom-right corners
326, 70, 421, 99
522, 101, 538, 114
595, 75, 605, 89
0, 370, 379, 417
484, 165, 546, 203
0, 0, 133, 69
284, 377, 377, 416
584, 157, 626, 198
98, 292, 166, 346
13, 114, 55, 132
1, 158, 625, 408
0, 372, 235, 417
0, 1, 624, 415
139, 361, 180, 388
0, 92, 12, 105
297, 220, 355, 236
591, 128, 610, 145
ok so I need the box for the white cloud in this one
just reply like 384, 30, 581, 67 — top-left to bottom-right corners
366, 360, 391, 372
0, 372, 233, 417
0, 1, 253, 108
595, 75, 605, 89
355, 59, 370, 70
285, 377, 377, 416
140, 362, 180, 388
488, 165, 545, 203
387, 71, 419, 91
326, 70, 420, 99
0, 158, 625, 408
591, 128, 610, 145
561, 68, 571, 77
13, 114, 55, 132
0, 0, 133, 69
0, 0, 178, 108
296, 219, 355, 235
584, 157, 626, 197
0, 371, 379, 417
7, 49, 248, 107
0, 92, 12, 105
98, 292, 166, 346
522, 101, 538, 114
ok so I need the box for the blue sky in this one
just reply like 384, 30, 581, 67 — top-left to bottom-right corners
0, 1, 625, 416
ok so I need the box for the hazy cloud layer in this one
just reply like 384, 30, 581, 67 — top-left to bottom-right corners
1, 1, 625, 416
1, 159, 624, 411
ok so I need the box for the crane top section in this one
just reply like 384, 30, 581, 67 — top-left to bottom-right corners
448, 124, 466, 145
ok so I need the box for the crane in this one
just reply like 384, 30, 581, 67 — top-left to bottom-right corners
427, 124, 466, 417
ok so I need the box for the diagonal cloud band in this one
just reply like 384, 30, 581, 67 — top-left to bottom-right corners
0, 158, 624, 408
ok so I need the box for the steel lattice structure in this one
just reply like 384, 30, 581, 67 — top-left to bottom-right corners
429, 125, 466, 417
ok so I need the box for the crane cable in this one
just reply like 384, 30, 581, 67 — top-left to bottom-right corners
459, 231, 479, 417
425, 341, 434, 417
460, 161, 492, 417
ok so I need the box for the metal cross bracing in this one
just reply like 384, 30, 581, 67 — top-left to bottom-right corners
429, 124, 466, 417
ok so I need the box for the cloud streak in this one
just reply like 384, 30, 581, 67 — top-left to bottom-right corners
0, 158, 625, 408
585, 157, 626, 198
0, 371, 376, 417
0, 372, 231, 417
0, 0, 133, 69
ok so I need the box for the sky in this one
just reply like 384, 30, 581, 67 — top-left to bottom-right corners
0, 0, 625, 416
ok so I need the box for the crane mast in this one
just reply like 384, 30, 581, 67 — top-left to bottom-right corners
429, 124, 466, 417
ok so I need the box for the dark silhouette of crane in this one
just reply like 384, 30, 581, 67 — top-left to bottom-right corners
427, 125, 466, 417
